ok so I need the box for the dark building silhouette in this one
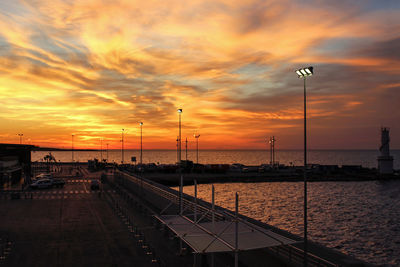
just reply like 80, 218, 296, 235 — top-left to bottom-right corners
0, 144, 34, 188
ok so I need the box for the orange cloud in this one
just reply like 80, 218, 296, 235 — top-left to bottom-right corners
0, 0, 399, 149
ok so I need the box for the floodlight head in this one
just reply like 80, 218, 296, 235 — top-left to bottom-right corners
296, 66, 314, 78
139, 122, 143, 126
178, 109, 182, 113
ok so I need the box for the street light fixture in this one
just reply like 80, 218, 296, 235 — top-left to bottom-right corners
177, 109, 182, 165
194, 133, 200, 164
295, 66, 313, 267
139, 122, 143, 165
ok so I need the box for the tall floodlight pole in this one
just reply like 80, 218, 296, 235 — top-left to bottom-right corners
178, 109, 182, 165
71, 134, 74, 162
176, 136, 179, 163
296, 66, 313, 267
121, 129, 125, 164
194, 134, 200, 164
17, 133, 23, 144
139, 122, 143, 165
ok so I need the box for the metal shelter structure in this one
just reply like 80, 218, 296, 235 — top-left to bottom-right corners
154, 180, 298, 267
155, 214, 297, 253
114, 170, 341, 267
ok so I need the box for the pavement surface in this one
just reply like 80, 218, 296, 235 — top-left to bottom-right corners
0, 176, 156, 267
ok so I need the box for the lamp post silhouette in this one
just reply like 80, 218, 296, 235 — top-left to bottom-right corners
100, 138, 103, 162
121, 129, 125, 164
17, 133, 23, 144
139, 122, 143, 165
106, 143, 109, 162
194, 134, 200, 164
185, 137, 188, 161
269, 136, 276, 166
177, 109, 182, 165
295, 66, 313, 267
71, 134, 74, 162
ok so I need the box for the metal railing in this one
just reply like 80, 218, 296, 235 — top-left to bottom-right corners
118, 171, 338, 267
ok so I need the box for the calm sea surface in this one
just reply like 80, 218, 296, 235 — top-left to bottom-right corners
31, 149, 400, 169
32, 150, 400, 265
177, 182, 400, 266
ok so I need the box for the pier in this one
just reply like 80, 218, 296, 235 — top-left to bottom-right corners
1, 163, 375, 266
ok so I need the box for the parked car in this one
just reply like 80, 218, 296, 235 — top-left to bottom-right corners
35, 173, 53, 180
52, 178, 65, 188
30, 179, 53, 189
90, 180, 100, 190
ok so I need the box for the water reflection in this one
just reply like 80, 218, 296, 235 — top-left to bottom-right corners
179, 181, 400, 266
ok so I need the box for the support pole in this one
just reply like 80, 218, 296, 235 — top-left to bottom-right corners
272, 136, 275, 166
235, 192, 239, 267
193, 180, 197, 267
179, 174, 183, 255
121, 129, 124, 164
72, 134, 74, 162
140, 122, 143, 165
303, 76, 308, 267
269, 137, 272, 165
180, 175, 183, 215
194, 180, 197, 223
178, 111, 182, 164
185, 137, 188, 161
211, 185, 215, 267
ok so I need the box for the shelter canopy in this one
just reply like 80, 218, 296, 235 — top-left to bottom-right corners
155, 215, 297, 253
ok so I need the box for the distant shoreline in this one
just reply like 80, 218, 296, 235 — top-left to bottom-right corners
32, 148, 399, 151
32, 147, 99, 151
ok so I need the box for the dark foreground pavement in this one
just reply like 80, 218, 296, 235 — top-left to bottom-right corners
0, 182, 156, 267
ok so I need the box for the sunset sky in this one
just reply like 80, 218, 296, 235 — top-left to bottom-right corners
0, 0, 399, 150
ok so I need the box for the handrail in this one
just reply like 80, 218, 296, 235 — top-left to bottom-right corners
118, 170, 339, 267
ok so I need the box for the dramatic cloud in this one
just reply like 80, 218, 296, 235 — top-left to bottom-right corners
0, 0, 399, 149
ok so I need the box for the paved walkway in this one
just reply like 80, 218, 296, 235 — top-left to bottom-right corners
0, 179, 156, 266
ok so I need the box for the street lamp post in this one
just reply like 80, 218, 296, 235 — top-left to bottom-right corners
139, 122, 143, 165
272, 136, 276, 166
296, 66, 313, 267
100, 138, 103, 162
178, 109, 182, 165
71, 134, 74, 162
121, 129, 125, 164
194, 134, 200, 164
106, 143, 109, 162
185, 137, 188, 161
267, 137, 271, 165
17, 133, 23, 144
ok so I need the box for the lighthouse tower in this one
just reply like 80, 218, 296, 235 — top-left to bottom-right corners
377, 127, 394, 174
